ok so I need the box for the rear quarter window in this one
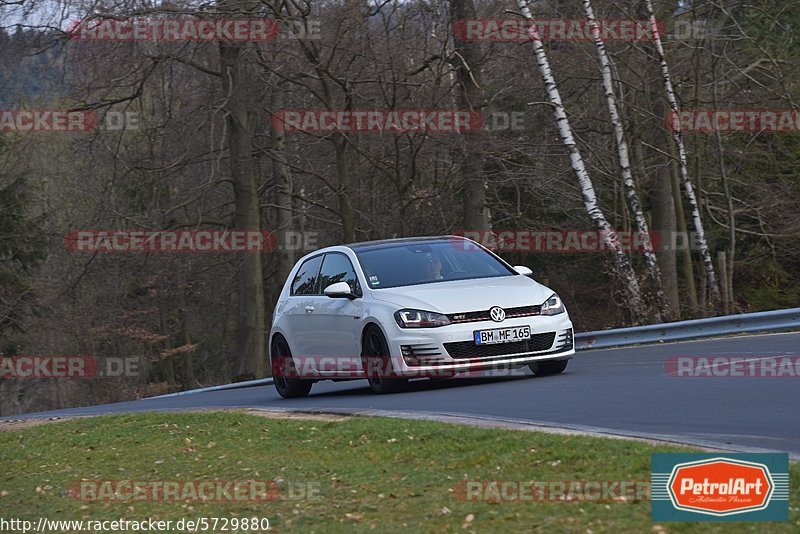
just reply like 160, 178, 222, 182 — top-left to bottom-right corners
291, 255, 324, 295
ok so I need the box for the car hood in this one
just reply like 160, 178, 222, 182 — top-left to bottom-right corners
369, 275, 553, 313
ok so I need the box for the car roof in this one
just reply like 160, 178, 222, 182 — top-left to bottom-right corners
345, 235, 462, 251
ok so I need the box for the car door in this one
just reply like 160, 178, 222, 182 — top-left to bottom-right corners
309, 252, 363, 377
283, 254, 325, 373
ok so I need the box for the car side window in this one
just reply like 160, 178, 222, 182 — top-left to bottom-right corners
291, 255, 324, 295
319, 253, 361, 296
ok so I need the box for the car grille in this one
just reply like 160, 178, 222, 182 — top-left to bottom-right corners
444, 332, 556, 359
446, 305, 541, 324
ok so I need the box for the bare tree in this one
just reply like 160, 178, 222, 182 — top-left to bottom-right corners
219, 0, 265, 379
644, 0, 720, 307
450, 0, 489, 230
582, 0, 664, 320
516, 0, 646, 321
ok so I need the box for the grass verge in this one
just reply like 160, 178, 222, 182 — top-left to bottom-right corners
1, 410, 797, 532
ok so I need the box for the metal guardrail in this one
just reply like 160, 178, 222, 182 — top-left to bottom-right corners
151, 308, 800, 398
575, 307, 800, 350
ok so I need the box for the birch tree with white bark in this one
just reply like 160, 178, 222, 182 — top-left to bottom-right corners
581, 0, 666, 320
644, 0, 720, 306
516, 0, 646, 320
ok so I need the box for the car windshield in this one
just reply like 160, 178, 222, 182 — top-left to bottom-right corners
355, 240, 516, 289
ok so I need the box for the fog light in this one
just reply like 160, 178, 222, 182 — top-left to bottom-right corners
564, 328, 573, 349
401, 345, 419, 366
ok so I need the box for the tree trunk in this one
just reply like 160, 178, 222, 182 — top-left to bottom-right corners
635, 140, 679, 319
181, 289, 195, 390
270, 89, 296, 282
651, 164, 680, 319
517, 0, 646, 321
582, 0, 664, 320
451, 0, 488, 230
667, 136, 699, 314
710, 43, 735, 312
219, 0, 266, 379
717, 251, 729, 314
334, 132, 356, 242
644, 0, 720, 308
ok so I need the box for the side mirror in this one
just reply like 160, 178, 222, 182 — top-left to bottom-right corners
324, 281, 356, 299
513, 265, 533, 276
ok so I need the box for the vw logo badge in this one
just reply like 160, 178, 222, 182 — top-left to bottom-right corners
489, 306, 506, 322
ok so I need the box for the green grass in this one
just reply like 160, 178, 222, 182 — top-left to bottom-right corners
0, 411, 798, 532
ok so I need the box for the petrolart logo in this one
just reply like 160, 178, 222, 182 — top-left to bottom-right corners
652, 453, 789, 522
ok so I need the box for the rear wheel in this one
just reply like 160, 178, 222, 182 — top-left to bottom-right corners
271, 335, 312, 398
529, 359, 569, 376
362, 325, 407, 394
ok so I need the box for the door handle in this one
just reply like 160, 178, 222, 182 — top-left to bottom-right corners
304, 306, 315, 313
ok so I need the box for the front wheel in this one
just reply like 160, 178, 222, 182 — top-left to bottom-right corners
271, 335, 313, 398
361, 325, 407, 394
528, 359, 569, 376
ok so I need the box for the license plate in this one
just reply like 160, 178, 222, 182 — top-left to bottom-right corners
474, 326, 531, 345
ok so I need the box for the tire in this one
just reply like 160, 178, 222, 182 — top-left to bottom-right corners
529, 359, 569, 376
361, 325, 407, 394
271, 335, 313, 398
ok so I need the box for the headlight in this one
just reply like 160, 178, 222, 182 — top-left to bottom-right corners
540, 294, 565, 315
394, 309, 451, 328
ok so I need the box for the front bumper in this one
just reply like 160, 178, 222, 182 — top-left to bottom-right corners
388, 314, 574, 376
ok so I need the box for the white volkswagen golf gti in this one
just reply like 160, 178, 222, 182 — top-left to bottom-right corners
269, 236, 574, 397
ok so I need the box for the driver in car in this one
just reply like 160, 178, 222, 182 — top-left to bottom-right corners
426, 254, 443, 281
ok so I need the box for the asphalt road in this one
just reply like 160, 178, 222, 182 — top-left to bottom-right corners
6, 332, 800, 457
